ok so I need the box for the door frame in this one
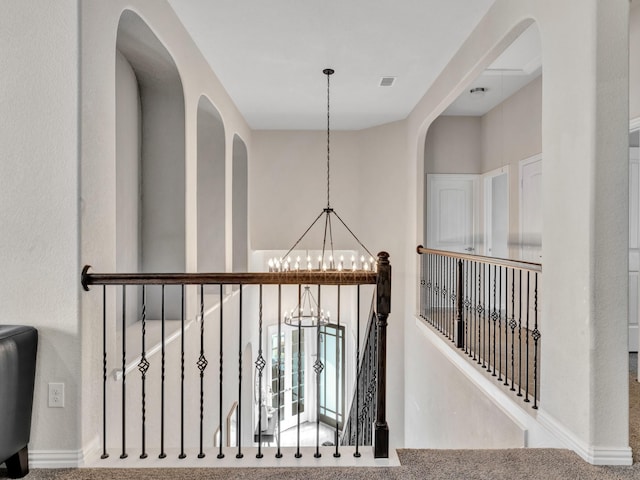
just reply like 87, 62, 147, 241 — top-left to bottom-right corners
519, 154, 543, 261
482, 166, 510, 257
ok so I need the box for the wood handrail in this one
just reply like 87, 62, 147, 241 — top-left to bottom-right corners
416, 246, 542, 273
81, 266, 377, 291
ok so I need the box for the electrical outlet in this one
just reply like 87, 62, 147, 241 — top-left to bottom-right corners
48, 382, 64, 408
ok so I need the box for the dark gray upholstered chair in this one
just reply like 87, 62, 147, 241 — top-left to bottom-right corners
0, 326, 38, 479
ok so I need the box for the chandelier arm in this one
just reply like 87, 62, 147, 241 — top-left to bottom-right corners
327, 210, 335, 263
321, 209, 330, 267
282, 210, 326, 261
330, 210, 375, 260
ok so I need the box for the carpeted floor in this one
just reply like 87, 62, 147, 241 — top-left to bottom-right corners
2, 449, 640, 480
3, 355, 640, 480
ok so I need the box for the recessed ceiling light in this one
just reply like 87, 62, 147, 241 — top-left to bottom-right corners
470, 87, 487, 97
380, 76, 396, 87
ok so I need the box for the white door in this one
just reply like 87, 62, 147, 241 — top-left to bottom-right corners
269, 325, 310, 431
483, 167, 509, 258
427, 174, 478, 253
629, 147, 640, 353
519, 156, 542, 262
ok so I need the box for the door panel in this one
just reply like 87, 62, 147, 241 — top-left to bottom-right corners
427, 174, 478, 253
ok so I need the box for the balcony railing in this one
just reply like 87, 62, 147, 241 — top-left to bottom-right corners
417, 246, 541, 408
81, 252, 390, 461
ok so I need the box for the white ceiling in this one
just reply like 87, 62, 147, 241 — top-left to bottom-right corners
167, 0, 496, 130
442, 23, 541, 116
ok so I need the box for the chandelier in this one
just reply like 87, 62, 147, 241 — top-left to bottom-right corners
268, 68, 375, 273
284, 285, 329, 328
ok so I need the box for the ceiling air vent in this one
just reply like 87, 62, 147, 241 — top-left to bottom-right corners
379, 76, 396, 87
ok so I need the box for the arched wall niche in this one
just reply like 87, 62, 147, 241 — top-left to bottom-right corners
116, 9, 185, 319
197, 95, 226, 275
232, 134, 249, 272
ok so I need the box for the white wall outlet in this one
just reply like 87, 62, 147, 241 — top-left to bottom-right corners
48, 382, 65, 408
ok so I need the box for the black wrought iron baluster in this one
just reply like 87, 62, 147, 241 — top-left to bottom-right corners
503, 268, 510, 386
532, 273, 540, 409
524, 271, 531, 403
295, 284, 302, 458
334, 285, 341, 458
450, 257, 455, 341
517, 271, 523, 397
486, 264, 491, 370
101, 285, 109, 459
179, 285, 186, 459
276, 285, 282, 458
483, 263, 488, 369
464, 260, 470, 353
256, 285, 265, 459
314, 284, 323, 459
197, 284, 207, 458
139, 285, 149, 459
497, 266, 503, 382
492, 265, 497, 376
159, 285, 166, 459
237, 284, 244, 459
354, 285, 361, 458
478, 264, 484, 365
471, 261, 476, 361
218, 284, 225, 459
510, 269, 516, 391
120, 284, 127, 459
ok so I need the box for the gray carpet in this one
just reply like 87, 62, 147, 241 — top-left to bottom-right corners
2, 450, 640, 480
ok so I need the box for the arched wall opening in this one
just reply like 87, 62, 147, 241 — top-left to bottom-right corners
232, 134, 249, 272
197, 95, 226, 274
116, 9, 185, 319
423, 22, 542, 262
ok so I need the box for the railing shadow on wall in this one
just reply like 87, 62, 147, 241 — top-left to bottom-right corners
80, 252, 390, 462
417, 246, 541, 409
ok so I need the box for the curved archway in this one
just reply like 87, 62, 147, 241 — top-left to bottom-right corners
197, 95, 226, 273
423, 22, 542, 260
116, 9, 185, 319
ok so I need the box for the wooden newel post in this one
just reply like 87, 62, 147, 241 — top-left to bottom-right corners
374, 251, 390, 458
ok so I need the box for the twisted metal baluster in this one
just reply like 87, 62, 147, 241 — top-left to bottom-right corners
524, 271, 531, 403
532, 273, 540, 409
217, 284, 225, 459
120, 285, 128, 459
179, 285, 186, 459
197, 284, 208, 458
256, 285, 265, 459
159, 285, 166, 459
101, 285, 109, 459
276, 285, 283, 459
334, 286, 341, 458
139, 286, 149, 459
237, 285, 244, 459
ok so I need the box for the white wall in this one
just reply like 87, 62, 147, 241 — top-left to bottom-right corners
79, 0, 252, 457
632, 2, 640, 121
0, 0, 81, 453
424, 116, 482, 175
407, 0, 631, 465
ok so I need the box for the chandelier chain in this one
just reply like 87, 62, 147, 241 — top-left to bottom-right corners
326, 70, 331, 209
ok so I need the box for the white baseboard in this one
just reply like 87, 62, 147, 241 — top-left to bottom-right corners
538, 410, 633, 466
29, 436, 101, 468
